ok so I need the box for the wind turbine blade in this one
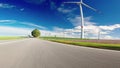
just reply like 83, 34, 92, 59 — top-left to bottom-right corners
81, 0, 83, 2
64, 2, 81, 4
82, 3, 97, 12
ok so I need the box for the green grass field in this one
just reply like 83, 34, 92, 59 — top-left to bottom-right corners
41, 37, 120, 51
0, 36, 26, 40
41, 37, 88, 40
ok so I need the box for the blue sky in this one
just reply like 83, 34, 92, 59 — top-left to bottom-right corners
0, 0, 120, 39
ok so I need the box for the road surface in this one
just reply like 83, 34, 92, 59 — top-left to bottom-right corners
0, 38, 120, 68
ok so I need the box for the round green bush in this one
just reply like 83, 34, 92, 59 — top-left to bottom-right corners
31, 29, 40, 38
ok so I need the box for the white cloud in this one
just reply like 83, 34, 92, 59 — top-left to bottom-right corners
0, 19, 119, 39
40, 30, 59, 37
51, 16, 120, 39
50, 26, 117, 39
67, 16, 96, 26
0, 20, 16, 23
0, 26, 47, 36
20, 8, 24, 11
68, 16, 100, 36
57, 3, 120, 39
53, 27, 64, 32
57, 4, 76, 14
24, 0, 46, 4
58, 7, 73, 13
0, 26, 31, 36
0, 25, 119, 39
21, 22, 46, 29
0, 20, 46, 29
3, 27, 66, 37
0, 3, 15, 8
100, 24, 120, 31
102, 35, 113, 39
0, 20, 47, 36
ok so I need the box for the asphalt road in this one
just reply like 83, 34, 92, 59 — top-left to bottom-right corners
0, 38, 120, 68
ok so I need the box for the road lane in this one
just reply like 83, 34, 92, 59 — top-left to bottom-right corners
0, 38, 120, 68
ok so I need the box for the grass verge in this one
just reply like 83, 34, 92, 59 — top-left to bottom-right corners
0, 36, 26, 40
41, 37, 120, 51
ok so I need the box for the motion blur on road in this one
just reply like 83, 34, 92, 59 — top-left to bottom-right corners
0, 38, 120, 68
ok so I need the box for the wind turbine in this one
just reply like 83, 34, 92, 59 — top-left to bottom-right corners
64, 0, 99, 39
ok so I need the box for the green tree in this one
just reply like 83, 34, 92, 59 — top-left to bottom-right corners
31, 29, 40, 38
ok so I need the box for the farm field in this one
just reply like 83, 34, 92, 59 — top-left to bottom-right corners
69, 39, 120, 44
41, 37, 120, 50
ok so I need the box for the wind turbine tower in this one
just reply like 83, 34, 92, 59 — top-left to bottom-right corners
64, 0, 98, 39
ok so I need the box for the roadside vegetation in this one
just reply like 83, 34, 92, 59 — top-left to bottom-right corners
0, 36, 26, 40
31, 29, 40, 38
41, 37, 120, 51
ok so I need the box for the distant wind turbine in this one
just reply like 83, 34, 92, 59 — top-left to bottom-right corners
64, 0, 99, 39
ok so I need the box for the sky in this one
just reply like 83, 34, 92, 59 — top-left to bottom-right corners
0, 0, 120, 39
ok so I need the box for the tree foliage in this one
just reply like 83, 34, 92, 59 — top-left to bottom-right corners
31, 29, 40, 38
